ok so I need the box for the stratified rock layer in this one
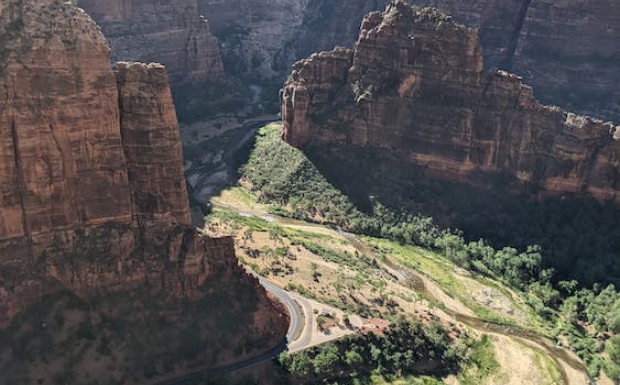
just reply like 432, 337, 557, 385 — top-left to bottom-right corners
0, 1, 287, 364
78, 0, 224, 85
282, 1, 620, 203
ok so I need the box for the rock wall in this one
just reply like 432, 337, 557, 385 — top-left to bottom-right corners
198, 0, 620, 121
0, 0, 190, 261
78, 0, 225, 85
395, 0, 620, 121
511, 0, 620, 121
198, 0, 309, 79
0, 0, 288, 356
0, 0, 133, 258
78, 0, 620, 122
281, 1, 620, 203
77, 0, 243, 122
116, 62, 191, 230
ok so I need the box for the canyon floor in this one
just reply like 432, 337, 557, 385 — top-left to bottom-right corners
204, 186, 591, 385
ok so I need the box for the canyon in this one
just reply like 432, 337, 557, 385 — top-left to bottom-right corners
78, 0, 246, 122
281, 1, 620, 203
81, 0, 620, 123
0, 0, 286, 383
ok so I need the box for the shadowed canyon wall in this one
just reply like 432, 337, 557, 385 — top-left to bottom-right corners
0, 3, 286, 382
78, 0, 250, 122
77, 0, 620, 122
197, 0, 620, 122
78, 0, 224, 85
281, 1, 620, 203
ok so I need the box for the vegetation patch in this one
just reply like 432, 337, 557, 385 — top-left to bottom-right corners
237, 122, 620, 380
277, 320, 467, 385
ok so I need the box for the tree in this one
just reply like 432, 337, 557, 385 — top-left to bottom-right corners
344, 350, 363, 367
606, 336, 620, 382
290, 352, 312, 377
313, 345, 339, 376
311, 262, 319, 282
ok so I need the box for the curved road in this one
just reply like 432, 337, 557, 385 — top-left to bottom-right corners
153, 276, 308, 385
257, 276, 305, 342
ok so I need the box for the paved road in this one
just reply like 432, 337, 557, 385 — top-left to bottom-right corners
257, 276, 304, 342
152, 339, 287, 385
288, 293, 314, 352
152, 276, 308, 385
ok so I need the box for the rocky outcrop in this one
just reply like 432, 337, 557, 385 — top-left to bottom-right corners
281, 1, 620, 203
0, 1, 189, 262
116, 62, 191, 230
201, 0, 619, 121
395, 0, 620, 121
79, 0, 620, 122
0, 0, 287, 363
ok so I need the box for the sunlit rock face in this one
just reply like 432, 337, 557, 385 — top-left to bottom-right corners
282, 1, 620, 203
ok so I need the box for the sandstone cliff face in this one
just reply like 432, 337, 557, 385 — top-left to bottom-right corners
282, 1, 620, 203
116, 62, 191, 230
280, 0, 620, 121
78, 0, 224, 86
0, 0, 288, 359
511, 0, 620, 121
0, 0, 133, 255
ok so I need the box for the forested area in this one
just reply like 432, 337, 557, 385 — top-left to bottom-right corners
240, 124, 620, 380
277, 320, 466, 384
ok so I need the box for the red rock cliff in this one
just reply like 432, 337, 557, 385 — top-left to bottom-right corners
0, 0, 189, 261
281, 1, 620, 203
0, 0, 288, 355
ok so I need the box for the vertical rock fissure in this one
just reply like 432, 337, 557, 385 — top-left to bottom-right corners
49, 123, 78, 227
115, 81, 139, 232
501, 0, 533, 71
9, 113, 32, 255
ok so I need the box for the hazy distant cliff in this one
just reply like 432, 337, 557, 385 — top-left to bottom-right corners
282, 1, 620, 202
78, 0, 225, 85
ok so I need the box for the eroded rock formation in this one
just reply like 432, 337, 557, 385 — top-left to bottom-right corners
198, 0, 620, 121
281, 1, 620, 203
0, 3, 287, 380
